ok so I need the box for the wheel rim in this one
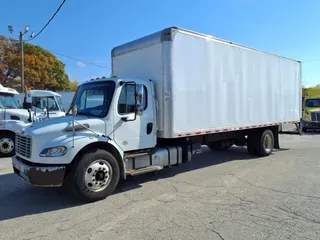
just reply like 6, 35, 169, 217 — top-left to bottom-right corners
84, 160, 113, 192
263, 134, 273, 153
0, 138, 14, 154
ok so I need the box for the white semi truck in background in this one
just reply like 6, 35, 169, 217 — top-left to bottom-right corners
12, 27, 301, 202
0, 84, 66, 157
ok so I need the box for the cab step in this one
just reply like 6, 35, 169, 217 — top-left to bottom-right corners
126, 165, 163, 176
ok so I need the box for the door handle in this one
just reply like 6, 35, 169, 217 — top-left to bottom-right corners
147, 123, 153, 135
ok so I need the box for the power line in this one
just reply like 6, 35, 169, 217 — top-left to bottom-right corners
25, 0, 67, 42
15, 0, 108, 69
48, 49, 110, 69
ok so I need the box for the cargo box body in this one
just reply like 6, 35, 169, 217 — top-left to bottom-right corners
112, 27, 302, 139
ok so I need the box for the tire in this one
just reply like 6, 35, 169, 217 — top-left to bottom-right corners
68, 149, 120, 203
302, 127, 307, 132
255, 129, 274, 157
207, 141, 232, 151
0, 132, 15, 158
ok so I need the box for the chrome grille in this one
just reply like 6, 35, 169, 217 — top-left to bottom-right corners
16, 134, 32, 158
311, 112, 320, 122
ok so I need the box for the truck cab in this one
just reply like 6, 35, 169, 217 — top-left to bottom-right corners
28, 90, 66, 119
301, 87, 320, 131
66, 77, 156, 151
0, 84, 66, 157
12, 77, 160, 200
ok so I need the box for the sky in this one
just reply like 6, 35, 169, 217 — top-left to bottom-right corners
1, 0, 319, 86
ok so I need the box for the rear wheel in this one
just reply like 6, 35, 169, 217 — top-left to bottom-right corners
68, 149, 120, 203
0, 132, 15, 157
255, 129, 274, 157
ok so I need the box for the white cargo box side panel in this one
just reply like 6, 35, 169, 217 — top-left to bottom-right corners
171, 30, 301, 136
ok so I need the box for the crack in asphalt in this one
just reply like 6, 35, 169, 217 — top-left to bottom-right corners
160, 173, 320, 240
278, 206, 320, 225
210, 229, 225, 240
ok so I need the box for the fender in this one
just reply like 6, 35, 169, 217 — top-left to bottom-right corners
69, 136, 126, 179
32, 133, 122, 163
32, 133, 126, 178
2, 120, 32, 133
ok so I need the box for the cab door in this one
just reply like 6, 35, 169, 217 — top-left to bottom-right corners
113, 82, 155, 152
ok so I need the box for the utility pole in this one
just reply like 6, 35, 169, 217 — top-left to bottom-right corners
19, 31, 24, 94
8, 25, 35, 93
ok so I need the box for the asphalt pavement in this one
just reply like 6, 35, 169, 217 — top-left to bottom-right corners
1, 132, 320, 240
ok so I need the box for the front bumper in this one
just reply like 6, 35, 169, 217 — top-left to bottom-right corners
12, 156, 66, 187
302, 120, 320, 129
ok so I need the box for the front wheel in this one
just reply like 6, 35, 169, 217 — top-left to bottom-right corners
68, 149, 120, 203
0, 132, 15, 157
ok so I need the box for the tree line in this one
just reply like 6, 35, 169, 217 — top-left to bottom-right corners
0, 35, 78, 91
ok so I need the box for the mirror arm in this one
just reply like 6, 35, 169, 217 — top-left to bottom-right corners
121, 117, 128, 122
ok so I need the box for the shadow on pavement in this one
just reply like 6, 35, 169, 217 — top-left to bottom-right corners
0, 173, 82, 221
0, 146, 289, 221
115, 146, 289, 194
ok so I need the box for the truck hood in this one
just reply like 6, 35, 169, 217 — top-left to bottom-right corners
3, 109, 31, 122
22, 115, 106, 138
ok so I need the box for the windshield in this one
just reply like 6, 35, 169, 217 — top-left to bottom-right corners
68, 81, 116, 118
56, 96, 65, 112
306, 99, 320, 108
32, 96, 60, 111
0, 93, 19, 109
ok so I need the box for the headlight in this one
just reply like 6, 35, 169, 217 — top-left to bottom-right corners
40, 146, 67, 157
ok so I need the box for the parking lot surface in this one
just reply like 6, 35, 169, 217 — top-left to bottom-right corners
1, 133, 320, 240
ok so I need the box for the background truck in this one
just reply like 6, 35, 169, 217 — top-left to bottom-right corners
16, 89, 66, 119
0, 84, 66, 157
301, 87, 320, 131
12, 27, 301, 202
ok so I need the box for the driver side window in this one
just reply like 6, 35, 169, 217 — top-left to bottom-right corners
118, 84, 136, 115
118, 84, 147, 115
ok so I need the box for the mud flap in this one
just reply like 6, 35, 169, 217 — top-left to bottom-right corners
273, 129, 280, 149
295, 122, 302, 136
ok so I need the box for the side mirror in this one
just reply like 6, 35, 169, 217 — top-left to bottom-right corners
72, 105, 78, 117
27, 108, 32, 123
136, 84, 144, 106
23, 102, 32, 110
136, 85, 144, 116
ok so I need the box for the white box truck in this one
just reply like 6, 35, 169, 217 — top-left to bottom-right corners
12, 27, 301, 202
